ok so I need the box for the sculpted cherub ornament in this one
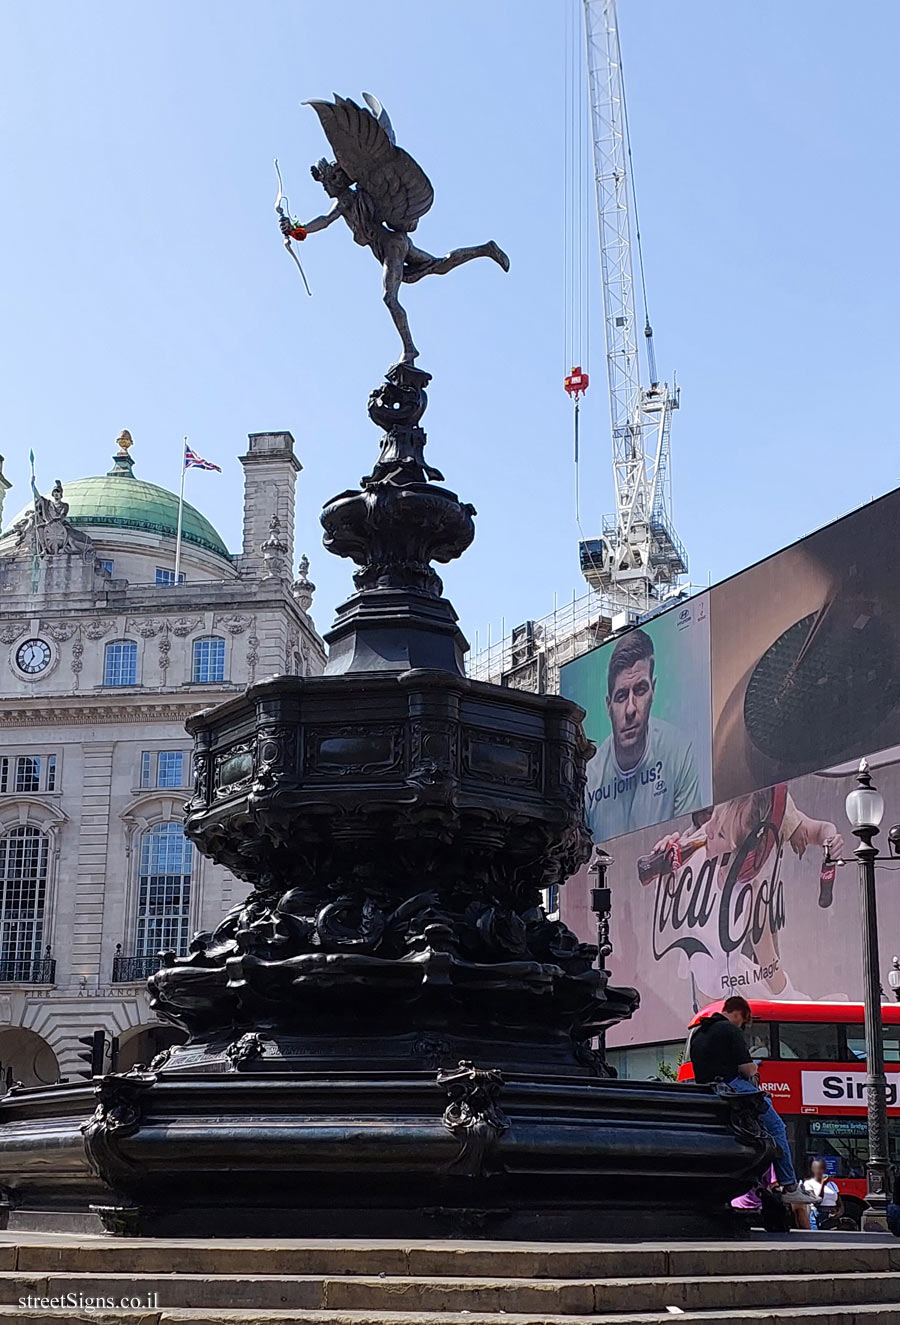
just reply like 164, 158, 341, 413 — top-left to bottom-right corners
279, 93, 509, 364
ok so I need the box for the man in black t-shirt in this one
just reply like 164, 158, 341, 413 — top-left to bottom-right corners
690, 995, 814, 1207
691, 1003, 757, 1085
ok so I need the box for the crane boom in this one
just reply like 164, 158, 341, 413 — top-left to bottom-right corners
578, 0, 687, 611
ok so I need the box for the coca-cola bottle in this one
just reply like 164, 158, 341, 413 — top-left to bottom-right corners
818, 854, 837, 909
637, 832, 707, 885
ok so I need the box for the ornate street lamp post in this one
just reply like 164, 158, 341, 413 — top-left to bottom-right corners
845, 758, 892, 1230
889, 957, 900, 1003
590, 848, 613, 969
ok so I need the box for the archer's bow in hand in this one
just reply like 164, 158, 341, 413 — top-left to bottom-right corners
279, 93, 509, 364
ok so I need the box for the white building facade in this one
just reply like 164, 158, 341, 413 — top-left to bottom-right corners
0, 434, 325, 1084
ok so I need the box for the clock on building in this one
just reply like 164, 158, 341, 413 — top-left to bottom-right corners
15, 638, 52, 675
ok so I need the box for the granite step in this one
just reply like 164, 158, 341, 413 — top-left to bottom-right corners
2, 1234, 900, 1322
5, 1306, 900, 1325
4, 1236, 900, 1280
1, 1271, 900, 1317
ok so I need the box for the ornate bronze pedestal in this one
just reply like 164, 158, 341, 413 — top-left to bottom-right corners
0, 366, 771, 1237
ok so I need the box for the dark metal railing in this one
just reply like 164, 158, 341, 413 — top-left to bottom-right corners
0, 956, 56, 984
111, 954, 161, 983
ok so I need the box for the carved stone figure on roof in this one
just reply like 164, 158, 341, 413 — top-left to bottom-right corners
12, 478, 93, 559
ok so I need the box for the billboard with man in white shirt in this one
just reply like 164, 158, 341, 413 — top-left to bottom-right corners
560, 594, 712, 841
559, 484, 900, 1048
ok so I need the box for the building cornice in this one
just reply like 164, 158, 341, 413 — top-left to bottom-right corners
0, 586, 320, 632
240, 436, 302, 475
0, 686, 243, 728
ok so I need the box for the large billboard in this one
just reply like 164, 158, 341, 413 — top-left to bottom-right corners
559, 486, 900, 1046
562, 752, 900, 1046
560, 593, 712, 841
710, 489, 900, 802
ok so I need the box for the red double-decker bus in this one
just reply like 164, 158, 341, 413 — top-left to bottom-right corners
678, 999, 900, 1225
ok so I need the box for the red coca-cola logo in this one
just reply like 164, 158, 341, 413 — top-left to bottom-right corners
651, 820, 786, 961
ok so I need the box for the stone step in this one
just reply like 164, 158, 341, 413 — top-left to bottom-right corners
323, 1273, 900, 1314
5, 1306, 900, 1325
5, 1236, 900, 1280
1, 1271, 900, 1316
9, 1270, 900, 1313
4, 1234, 900, 1324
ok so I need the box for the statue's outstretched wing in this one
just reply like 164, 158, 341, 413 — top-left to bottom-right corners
304, 94, 434, 232
362, 93, 395, 145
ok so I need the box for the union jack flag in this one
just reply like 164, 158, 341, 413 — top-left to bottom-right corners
184, 445, 221, 472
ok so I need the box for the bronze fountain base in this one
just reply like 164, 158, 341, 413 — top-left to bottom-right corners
0, 364, 770, 1237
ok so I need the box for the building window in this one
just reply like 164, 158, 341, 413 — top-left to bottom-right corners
0, 756, 58, 795
104, 640, 138, 687
98, 559, 115, 576
140, 751, 185, 789
135, 822, 192, 958
14, 758, 40, 793
157, 751, 184, 788
155, 568, 185, 586
192, 636, 225, 683
0, 826, 49, 973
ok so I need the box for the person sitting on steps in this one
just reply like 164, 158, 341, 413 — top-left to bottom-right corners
690, 994, 816, 1208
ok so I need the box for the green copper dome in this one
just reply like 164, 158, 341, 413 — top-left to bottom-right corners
4, 452, 230, 557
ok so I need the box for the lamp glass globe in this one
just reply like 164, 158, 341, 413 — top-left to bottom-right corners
846, 784, 885, 831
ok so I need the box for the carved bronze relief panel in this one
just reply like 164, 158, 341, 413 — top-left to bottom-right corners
304, 723, 405, 778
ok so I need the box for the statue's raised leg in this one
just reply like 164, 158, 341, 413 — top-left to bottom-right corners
383, 258, 419, 364
405, 241, 509, 282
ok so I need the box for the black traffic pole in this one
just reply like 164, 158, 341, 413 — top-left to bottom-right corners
590, 848, 613, 1059
846, 759, 892, 1231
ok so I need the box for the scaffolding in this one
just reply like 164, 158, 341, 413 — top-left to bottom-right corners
467, 581, 696, 694
468, 588, 615, 692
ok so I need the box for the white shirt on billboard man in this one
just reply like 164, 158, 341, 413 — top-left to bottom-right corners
585, 628, 701, 839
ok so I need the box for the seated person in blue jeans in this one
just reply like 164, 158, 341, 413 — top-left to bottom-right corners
690, 994, 815, 1208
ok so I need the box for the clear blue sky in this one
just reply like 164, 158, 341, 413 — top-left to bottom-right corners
2, 2, 898, 649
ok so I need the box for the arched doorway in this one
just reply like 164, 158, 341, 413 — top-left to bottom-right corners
116, 1022, 187, 1072
0, 1027, 59, 1089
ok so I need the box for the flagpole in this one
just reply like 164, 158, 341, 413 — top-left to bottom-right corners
29, 449, 40, 595
173, 437, 187, 585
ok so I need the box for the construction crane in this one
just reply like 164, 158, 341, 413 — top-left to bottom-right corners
467, 0, 689, 692
573, 0, 687, 613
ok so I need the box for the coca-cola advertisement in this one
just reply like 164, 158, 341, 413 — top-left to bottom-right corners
560, 749, 900, 1048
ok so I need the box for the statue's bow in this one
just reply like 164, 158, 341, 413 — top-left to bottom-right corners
274, 158, 312, 297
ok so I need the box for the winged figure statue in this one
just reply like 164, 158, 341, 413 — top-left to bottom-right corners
280, 93, 509, 364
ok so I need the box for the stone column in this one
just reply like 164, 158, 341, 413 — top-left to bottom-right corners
238, 432, 301, 576
71, 742, 115, 983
